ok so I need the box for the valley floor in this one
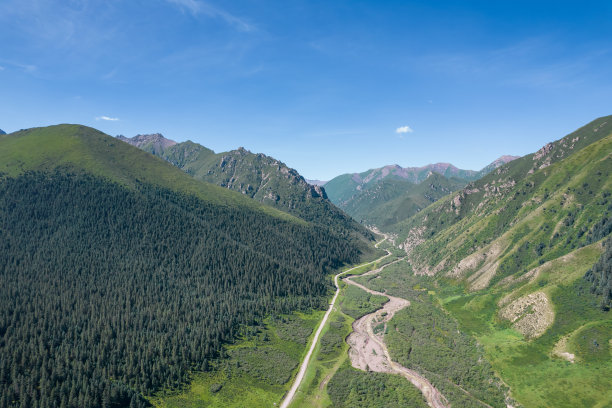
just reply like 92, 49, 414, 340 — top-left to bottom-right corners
152, 237, 612, 408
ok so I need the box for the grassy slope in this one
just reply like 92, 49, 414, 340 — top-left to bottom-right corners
440, 242, 611, 408
150, 312, 323, 408
355, 245, 611, 407
374, 116, 612, 407
321, 173, 359, 205
394, 116, 612, 283
343, 173, 467, 227
0, 125, 297, 221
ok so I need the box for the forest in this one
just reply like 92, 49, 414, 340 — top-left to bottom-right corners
585, 235, 612, 310
0, 171, 364, 407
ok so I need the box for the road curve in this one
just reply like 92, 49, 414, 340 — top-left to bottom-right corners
344, 254, 450, 408
278, 239, 391, 408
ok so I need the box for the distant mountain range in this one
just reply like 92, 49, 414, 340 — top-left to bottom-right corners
323, 156, 518, 227
306, 179, 328, 186
324, 157, 518, 206
0, 129, 6, 135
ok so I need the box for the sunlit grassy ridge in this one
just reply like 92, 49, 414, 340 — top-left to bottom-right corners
0, 124, 297, 220
392, 116, 612, 287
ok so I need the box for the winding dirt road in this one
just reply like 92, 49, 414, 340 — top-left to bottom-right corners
278, 239, 391, 408
344, 255, 450, 408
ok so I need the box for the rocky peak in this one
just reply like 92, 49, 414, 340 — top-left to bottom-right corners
234, 147, 251, 156
117, 133, 177, 153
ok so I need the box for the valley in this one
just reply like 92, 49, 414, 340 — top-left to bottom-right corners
1, 116, 611, 408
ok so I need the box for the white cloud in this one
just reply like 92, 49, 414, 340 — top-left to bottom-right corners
166, 0, 254, 32
395, 125, 413, 134
96, 116, 119, 121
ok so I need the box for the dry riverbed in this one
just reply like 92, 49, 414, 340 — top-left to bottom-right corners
344, 258, 450, 408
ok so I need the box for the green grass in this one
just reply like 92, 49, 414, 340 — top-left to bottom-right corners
570, 321, 612, 363
353, 260, 433, 300
327, 364, 428, 408
439, 245, 612, 408
0, 124, 299, 221
150, 312, 322, 408
289, 309, 353, 408
338, 285, 387, 320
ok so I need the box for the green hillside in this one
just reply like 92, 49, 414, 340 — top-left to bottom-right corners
339, 173, 467, 227
381, 115, 612, 407
324, 157, 518, 230
392, 115, 612, 278
0, 125, 375, 408
118, 134, 370, 238
1, 125, 291, 217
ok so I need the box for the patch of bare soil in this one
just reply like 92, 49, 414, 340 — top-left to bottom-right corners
500, 291, 554, 338
552, 335, 575, 363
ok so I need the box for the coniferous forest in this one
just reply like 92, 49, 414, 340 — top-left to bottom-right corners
585, 235, 612, 310
0, 171, 364, 407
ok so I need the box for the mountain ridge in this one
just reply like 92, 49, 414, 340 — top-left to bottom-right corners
324, 156, 518, 206
116, 134, 370, 238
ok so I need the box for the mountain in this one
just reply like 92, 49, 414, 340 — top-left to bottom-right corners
324, 157, 517, 207
323, 157, 517, 229
477, 154, 520, 175
384, 116, 612, 407
306, 179, 328, 186
0, 124, 375, 407
117, 134, 365, 236
117, 132, 177, 155
0, 129, 5, 135
341, 172, 468, 227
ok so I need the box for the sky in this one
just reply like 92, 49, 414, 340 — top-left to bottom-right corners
1, 0, 611, 180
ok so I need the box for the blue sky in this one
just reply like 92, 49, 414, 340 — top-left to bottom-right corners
1, 0, 611, 180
